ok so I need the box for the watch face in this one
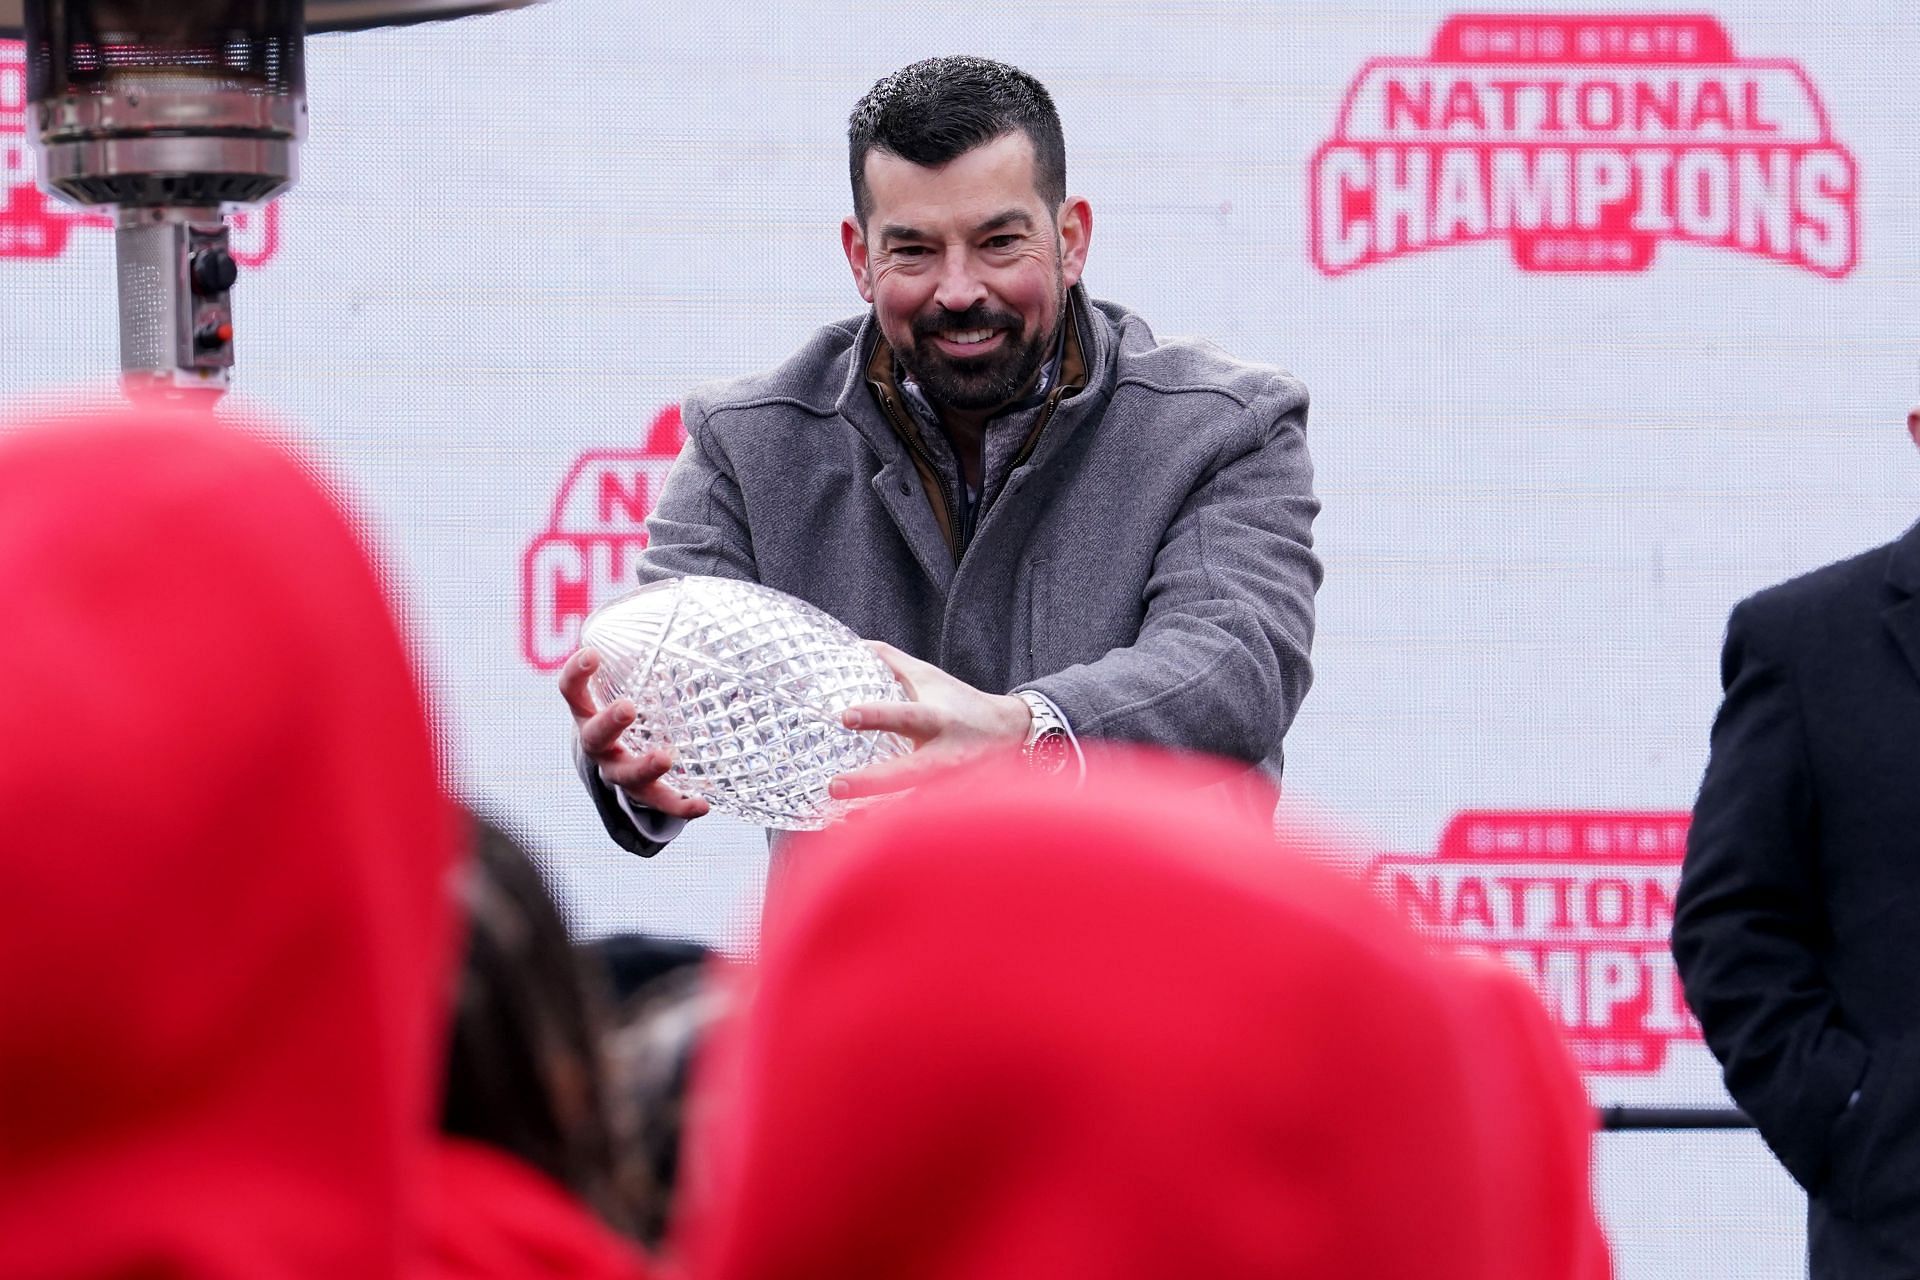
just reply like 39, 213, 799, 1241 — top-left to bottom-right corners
1027, 728, 1072, 775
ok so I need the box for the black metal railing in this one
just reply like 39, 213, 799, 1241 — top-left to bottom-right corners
1596, 1105, 1753, 1131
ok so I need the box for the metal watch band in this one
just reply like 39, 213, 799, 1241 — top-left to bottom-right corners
1017, 690, 1072, 775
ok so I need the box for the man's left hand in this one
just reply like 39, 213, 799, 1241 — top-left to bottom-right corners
830, 641, 1030, 800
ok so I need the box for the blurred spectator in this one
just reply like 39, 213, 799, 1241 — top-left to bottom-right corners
577, 926, 715, 1245
676, 750, 1607, 1280
589, 932, 710, 1006
441, 813, 637, 1239
604, 955, 729, 1248
0, 406, 460, 1278
434, 813, 659, 1277
0, 404, 652, 1280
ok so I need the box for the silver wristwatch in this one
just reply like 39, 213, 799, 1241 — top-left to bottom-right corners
1017, 690, 1072, 776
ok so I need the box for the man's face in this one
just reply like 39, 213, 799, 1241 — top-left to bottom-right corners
842, 133, 1091, 412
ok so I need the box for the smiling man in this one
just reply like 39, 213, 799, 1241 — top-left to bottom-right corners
561, 56, 1322, 861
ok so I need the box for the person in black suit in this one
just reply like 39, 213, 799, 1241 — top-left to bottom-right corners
1673, 413, 1920, 1279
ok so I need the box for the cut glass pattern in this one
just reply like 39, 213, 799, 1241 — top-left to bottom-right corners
581, 576, 911, 830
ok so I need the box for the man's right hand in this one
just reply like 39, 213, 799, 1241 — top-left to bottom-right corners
561, 648, 711, 820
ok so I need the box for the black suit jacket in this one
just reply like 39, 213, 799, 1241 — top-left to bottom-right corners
1674, 523, 1920, 1278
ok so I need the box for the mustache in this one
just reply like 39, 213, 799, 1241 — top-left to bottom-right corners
911, 305, 1024, 342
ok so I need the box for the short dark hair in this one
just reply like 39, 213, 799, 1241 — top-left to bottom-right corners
848, 56, 1066, 227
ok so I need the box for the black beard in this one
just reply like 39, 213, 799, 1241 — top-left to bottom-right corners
895, 298, 1060, 412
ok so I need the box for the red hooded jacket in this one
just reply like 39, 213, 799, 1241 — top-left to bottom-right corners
0, 407, 459, 1279
427, 1138, 658, 1280
1442, 955, 1614, 1279
0, 405, 656, 1280
683, 753, 1609, 1279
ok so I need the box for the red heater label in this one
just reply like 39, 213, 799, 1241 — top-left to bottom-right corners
1, 40, 280, 265
1369, 810, 1701, 1073
1310, 14, 1857, 276
520, 405, 686, 670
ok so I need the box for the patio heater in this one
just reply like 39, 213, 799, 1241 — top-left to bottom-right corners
0, 0, 540, 397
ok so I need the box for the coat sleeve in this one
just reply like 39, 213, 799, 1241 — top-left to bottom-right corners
1671, 596, 1867, 1191
578, 401, 760, 856
1021, 374, 1321, 765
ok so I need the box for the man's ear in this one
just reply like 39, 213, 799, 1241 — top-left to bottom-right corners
1056, 196, 1093, 290
842, 217, 874, 303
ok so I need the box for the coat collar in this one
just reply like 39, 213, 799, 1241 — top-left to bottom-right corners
835, 283, 1105, 450
1882, 521, 1920, 688
843, 287, 1103, 560
1885, 519, 1920, 596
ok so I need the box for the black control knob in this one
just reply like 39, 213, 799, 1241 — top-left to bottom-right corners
191, 249, 238, 296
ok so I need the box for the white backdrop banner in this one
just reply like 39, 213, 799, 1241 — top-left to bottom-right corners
5, 6, 1911, 1273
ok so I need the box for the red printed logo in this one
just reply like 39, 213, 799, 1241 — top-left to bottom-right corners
520, 405, 686, 670
1, 40, 280, 265
1310, 14, 1857, 276
1368, 810, 1700, 1073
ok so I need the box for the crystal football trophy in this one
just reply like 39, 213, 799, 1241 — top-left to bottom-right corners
580, 576, 913, 830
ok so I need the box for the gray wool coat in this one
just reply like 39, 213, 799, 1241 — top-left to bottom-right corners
580, 286, 1322, 856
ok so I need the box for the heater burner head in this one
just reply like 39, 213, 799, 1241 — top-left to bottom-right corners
0, 0, 545, 37
21, 1, 305, 209
0, 0, 545, 396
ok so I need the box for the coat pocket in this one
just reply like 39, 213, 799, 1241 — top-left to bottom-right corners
1023, 557, 1051, 683
1828, 1034, 1920, 1225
